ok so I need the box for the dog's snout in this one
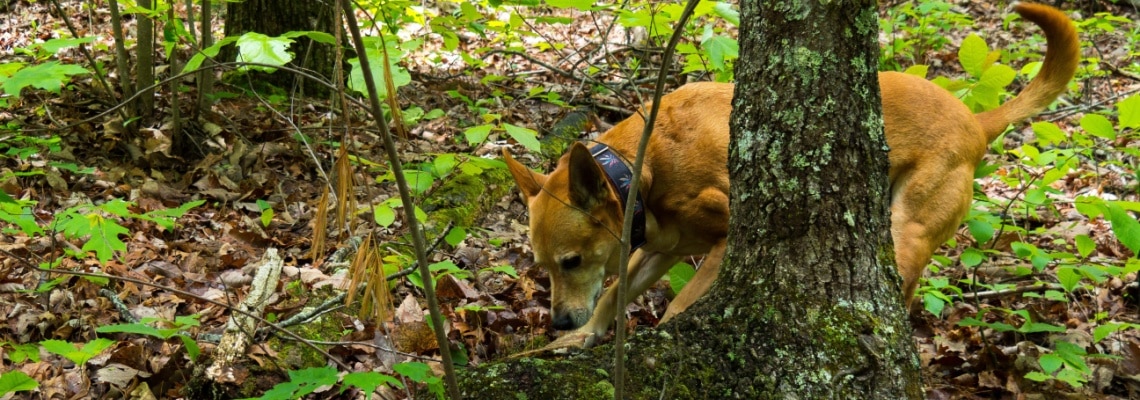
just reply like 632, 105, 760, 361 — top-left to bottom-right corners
551, 313, 578, 330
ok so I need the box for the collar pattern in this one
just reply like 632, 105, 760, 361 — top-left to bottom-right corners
589, 143, 647, 250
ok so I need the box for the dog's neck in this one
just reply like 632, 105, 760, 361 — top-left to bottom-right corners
588, 142, 647, 250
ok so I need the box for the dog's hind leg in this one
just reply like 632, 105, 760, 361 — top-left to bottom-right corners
660, 240, 725, 324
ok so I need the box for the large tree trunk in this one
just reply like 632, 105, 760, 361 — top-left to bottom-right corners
453, 0, 921, 397
222, 0, 336, 96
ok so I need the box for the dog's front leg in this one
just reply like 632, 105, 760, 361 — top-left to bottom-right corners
547, 250, 681, 350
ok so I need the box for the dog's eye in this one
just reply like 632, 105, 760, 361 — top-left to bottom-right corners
560, 255, 581, 270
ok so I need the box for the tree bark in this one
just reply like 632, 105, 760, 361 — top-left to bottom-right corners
453, 1, 922, 398
222, 0, 337, 97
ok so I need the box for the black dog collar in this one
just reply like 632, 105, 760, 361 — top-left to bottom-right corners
589, 143, 647, 250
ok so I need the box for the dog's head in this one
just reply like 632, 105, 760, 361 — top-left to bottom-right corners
503, 142, 625, 330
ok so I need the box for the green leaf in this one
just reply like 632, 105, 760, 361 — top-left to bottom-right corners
701, 35, 738, 71
503, 123, 542, 153
666, 262, 695, 296
374, 204, 396, 228
1075, 234, 1096, 258
959, 247, 984, 268
903, 64, 928, 78
444, 227, 466, 247
1024, 371, 1051, 382
1038, 353, 1064, 374
1103, 201, 1140, 255
546, 0, 594, 11
485, 265, 519, 278
393, 362, 433, 383
923, 291, 946, 316
1056, 266, 1080, 292
0, 370, 38, 395
965, 218, 995, 245
38, 37, 96, 54
977, 63, 1016, 91
235, 32, 294, 71
1118, 93, 1140, 129
1093, 322, 1128, 343
347, 45, 411, 99
1, 62, 90, 96
464, 124, 494, 147
96, 323, 166, 339
1055, 341, 1090, 374
342, 371, 404, 394
712, 2, 740, 25
1080, 114, 1116, 140
1031, 121, 1066, 146
1019, 322, 1066, 334
958, 34, 989, 78
402, 170, 435, 195
40, 338, 114, 365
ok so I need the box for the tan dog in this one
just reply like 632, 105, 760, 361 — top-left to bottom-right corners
504, 3, 1079, 348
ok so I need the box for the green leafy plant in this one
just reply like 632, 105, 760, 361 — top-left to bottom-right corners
39, 338, 115, 367
0, 371, 38, 397
96, 315, 203, 361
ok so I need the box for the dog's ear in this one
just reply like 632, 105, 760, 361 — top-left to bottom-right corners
567, 142, 610, 209
502, 149, 546, 200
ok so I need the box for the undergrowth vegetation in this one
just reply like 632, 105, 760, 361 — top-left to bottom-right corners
0, 0, 1138, 398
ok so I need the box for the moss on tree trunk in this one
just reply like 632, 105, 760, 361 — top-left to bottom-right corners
448, 0, 922, 398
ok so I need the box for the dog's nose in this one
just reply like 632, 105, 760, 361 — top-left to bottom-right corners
551, 313, 577, 330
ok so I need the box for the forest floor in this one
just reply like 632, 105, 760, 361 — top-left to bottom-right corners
2, 0, 1140, 399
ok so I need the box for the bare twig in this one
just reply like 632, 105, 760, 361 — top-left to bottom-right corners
612, 0, 700, 398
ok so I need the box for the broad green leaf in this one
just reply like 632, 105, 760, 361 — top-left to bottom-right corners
666, 262, 695, 296
402, 170, 435, 195
1024, 371, 1051, 382
1038, 353, 1064, 374
1056, 266, 1080, 292
444, 227, 466, 247
1019, 322, 1065, 333
903, 64, 928, 78
235, 32, 294, 71
977, 63, 1016, 91
958, 34, 989, 78
96, 323, 165, 338
342, 371, 404, 394
82, 215, 129, 265
347, 46, 411, 99
464, 124, 494, 147
702, 35, 738, 71
40, 338, 114, 365
1118, 93, 1140, 129
374, 204, 396, 228
923, 291, 946, 317
960, 248, 984, 267
546, 0, 594, 11
712, 2, 740, 25
0, 371, 38, 395
1055, 340, 1090, 374
39, 37, 96, 54
965, 218, 995, 245
503, 123, 542, 153
485, 265, 519, 278
393, 362, 434, 383
1075, 235, 1096, 258
1092, 322, 1128, 343
1080, 114, 1116, 140
1, 62, 89, 96
1103, 201, 1140, 255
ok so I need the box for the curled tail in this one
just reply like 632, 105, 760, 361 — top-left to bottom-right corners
976, 3, 1080, 142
